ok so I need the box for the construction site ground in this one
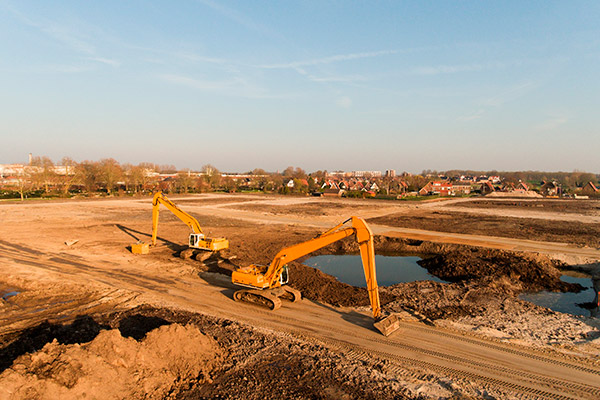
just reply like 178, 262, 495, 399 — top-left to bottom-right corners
1, 194, 600, 399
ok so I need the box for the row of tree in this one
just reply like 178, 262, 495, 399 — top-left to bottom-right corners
5, 156, 599, 199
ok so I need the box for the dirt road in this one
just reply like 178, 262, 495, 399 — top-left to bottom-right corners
1, 195, 600, 399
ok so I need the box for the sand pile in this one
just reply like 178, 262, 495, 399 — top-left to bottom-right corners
0, 323, 220, 400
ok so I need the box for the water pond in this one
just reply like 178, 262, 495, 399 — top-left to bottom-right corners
519, 274, 599, 318
303, 255, 447, 287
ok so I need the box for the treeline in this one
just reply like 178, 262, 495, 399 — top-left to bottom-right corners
1, 156, 329, 199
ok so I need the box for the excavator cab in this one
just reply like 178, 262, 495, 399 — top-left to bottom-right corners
189, 233, 229, 252
280, 265, 289, 285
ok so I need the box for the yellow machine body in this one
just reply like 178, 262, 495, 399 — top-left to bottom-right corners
150, 191, 229, 252
131, 242, 150, 254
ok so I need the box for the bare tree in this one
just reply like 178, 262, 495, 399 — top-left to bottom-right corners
77, 161, 101, 193
201, 164, 221, 190
99, 158, 123, 195
57, 157, 80, 196
30, 156, 56, 194
176, 169, 196, 193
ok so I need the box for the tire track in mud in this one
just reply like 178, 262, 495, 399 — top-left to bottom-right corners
222, 305, 600, 400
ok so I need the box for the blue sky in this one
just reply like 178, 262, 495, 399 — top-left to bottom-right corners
1, 1, 598, 173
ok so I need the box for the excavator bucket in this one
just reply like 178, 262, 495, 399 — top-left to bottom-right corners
374, 314, 400, 336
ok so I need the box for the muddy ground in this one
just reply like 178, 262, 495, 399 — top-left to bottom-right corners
368, 210, 600, 247
453, 199, 600, 216
227, 201, 352, 216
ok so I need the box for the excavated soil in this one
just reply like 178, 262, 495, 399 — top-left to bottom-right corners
227, 201, 352, 216
368, 210, 600, 247
454, 199, 600, 216
0, 306, 417, 400
1, 323, 220, 400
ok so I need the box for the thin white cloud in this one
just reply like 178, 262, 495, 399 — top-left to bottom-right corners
6, 4, 120, 68
483, 81, 536, 107
87, 57, 121, 67
160, 73, 295, 99
534, 116, 568, 132
458, 81, 538, 122
336, 96, 352, 108
258, 49, 399, 69
412, 63, 485, 75
196, 0, 273, 35
457, 110, 485, 122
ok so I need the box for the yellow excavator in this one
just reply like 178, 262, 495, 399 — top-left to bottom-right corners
231, 216, 400, 336
132, 191, 228, 254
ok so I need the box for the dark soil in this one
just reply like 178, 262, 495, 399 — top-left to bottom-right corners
454, 199, 600, 215
228, 201, 349, 216
417, 248, 582, 293
367, 211, 600, 247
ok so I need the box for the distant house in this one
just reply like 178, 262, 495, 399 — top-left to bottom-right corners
286, 179, 294, 188
541, 181, 562, 197
515, 182, 529, 192
321, 180, 339, 190
419, 181, 453, 196
501, 182, 516, 192
452, 184, 471, 194
480, 181, 495, 195
581, 182, 599, 196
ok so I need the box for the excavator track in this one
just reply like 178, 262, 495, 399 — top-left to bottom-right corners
271, 286, 302, 303
233, 289, 282, 310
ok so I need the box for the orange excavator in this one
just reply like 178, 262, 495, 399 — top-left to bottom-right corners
231, 217, 400, 336
131, 191, 229, 255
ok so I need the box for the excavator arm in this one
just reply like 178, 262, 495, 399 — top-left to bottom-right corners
151, 191, 203, 246
232, 216, 400, 336
262, 217, 381, 318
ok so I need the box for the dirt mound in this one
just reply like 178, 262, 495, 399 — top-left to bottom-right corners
418, 248, 581, 292
0, 324, 220, 400
288, 263, 394, 307
382, 277, 520, 320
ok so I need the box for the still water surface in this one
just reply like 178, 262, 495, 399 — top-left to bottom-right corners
520, 274, 599, 318
303, 255, 447, 287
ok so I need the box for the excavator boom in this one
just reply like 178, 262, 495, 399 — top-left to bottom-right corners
231, 216, 399, 336
150, 192, 228, 252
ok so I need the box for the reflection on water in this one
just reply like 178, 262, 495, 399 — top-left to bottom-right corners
303, 255, 447, 287
520, 274, 599, 318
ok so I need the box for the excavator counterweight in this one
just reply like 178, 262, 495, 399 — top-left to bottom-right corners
231, 216, 400, 336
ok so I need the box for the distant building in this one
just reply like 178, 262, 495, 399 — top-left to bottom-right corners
541, 181, 562, 197
581, 182, 599, 196
352, 170, 382, 178
385, 169, 396, 178
419, 181, 453, 196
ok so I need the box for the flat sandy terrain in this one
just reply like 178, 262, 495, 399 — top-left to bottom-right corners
1, 194, 600, 399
